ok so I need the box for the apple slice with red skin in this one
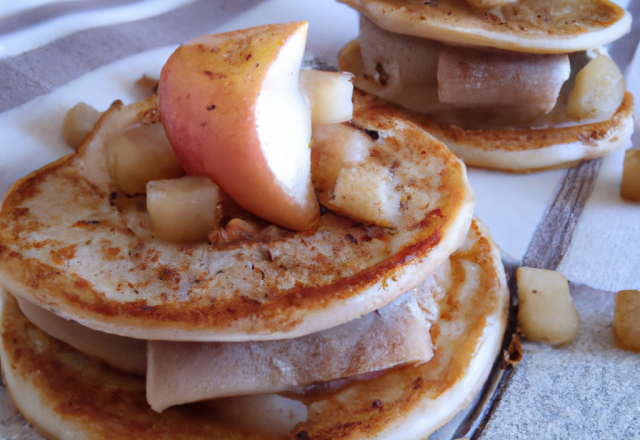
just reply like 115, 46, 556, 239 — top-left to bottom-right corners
158, 22, 319, 231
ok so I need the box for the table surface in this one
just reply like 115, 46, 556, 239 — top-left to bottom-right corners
0, 1, 639, 438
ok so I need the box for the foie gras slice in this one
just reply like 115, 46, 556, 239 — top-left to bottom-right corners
16, 297, 146, 376
437, 47, 570, 114
357, 16, 570, 126
147, 291, 432, 412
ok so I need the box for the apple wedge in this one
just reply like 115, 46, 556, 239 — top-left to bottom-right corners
158, 22, 320, 231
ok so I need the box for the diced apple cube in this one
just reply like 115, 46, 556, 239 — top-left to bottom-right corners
621, 150, 640, 202
614, 289, 640, 352
299, 69, 354, 126
147, 176, 220, 244
331, 163, 400, 228
311, 123, 372, 191
516, 267, 580, 345
61, 102, 102, 149
107, 123, 184, 195
567, 54, 625, 121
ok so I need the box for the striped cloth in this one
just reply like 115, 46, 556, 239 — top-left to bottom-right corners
0, 2, 639, 437
0, 0, 264, 113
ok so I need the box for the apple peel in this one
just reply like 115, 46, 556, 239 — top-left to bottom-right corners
159, 22, 320, 231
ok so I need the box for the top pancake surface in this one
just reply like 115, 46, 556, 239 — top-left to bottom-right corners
0, 94, 473, 342
340, 0, 631, 52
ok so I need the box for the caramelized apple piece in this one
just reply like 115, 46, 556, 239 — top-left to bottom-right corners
147, 176, 220, 243
331, 164, 400, 228
516, 267, 580, 345
299, 69, 354, 126
438, 48, 570, 113
107, 123, 184, 195
621, 150, 640, 202
614, 289, 640, 352
62, 102, 102, 149
311, 123, 400, 227
567, 54, 625, 121
311, 123, 372, 190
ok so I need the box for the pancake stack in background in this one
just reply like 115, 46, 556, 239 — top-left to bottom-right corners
338, 0, 635, 172
0, 22, 509, 440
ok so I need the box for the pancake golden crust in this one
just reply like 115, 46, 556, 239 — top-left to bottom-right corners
0, 293, 268, 440
0, 96, 473, 342
293, 219, 508, 439
343, 85, 634, 172
393, 91, 633, 172
0, 218, 508, 440
409, 92, 633, 153
339, 0, 631, 53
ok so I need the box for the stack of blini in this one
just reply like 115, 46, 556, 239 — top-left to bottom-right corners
0, 24, 509, 440
338, 0, 634, 172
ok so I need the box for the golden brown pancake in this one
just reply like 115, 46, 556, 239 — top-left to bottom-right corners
0, 218, 508, 440
407, 92, 634, 172
339, 0, 631, 53
340, 44, 635, 172
0, 95, 474, 342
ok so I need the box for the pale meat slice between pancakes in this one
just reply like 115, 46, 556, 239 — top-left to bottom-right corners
339, 0, 631, 53
408, 92, 634, 172
351, 15, 576, 128
0, 218, 509, 440
147, 290, 432, 412
11, 285, 438, 413
340, 42, 634, 172
0, 94, 474, 342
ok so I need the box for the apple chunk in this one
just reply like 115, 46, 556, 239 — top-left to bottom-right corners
158, 22, 319, 231
516, 267, 580, 345
62, 102, 102, 149
311, 123, 371, 191
332, 164, 400, 227
299, 69, 354, 125
107, 123, 184, 195
311, 124, 400, 228
621, 150, 640, 202
147, 176, 221, 244
614, 289, 640, 352
567, 54, 625, 122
